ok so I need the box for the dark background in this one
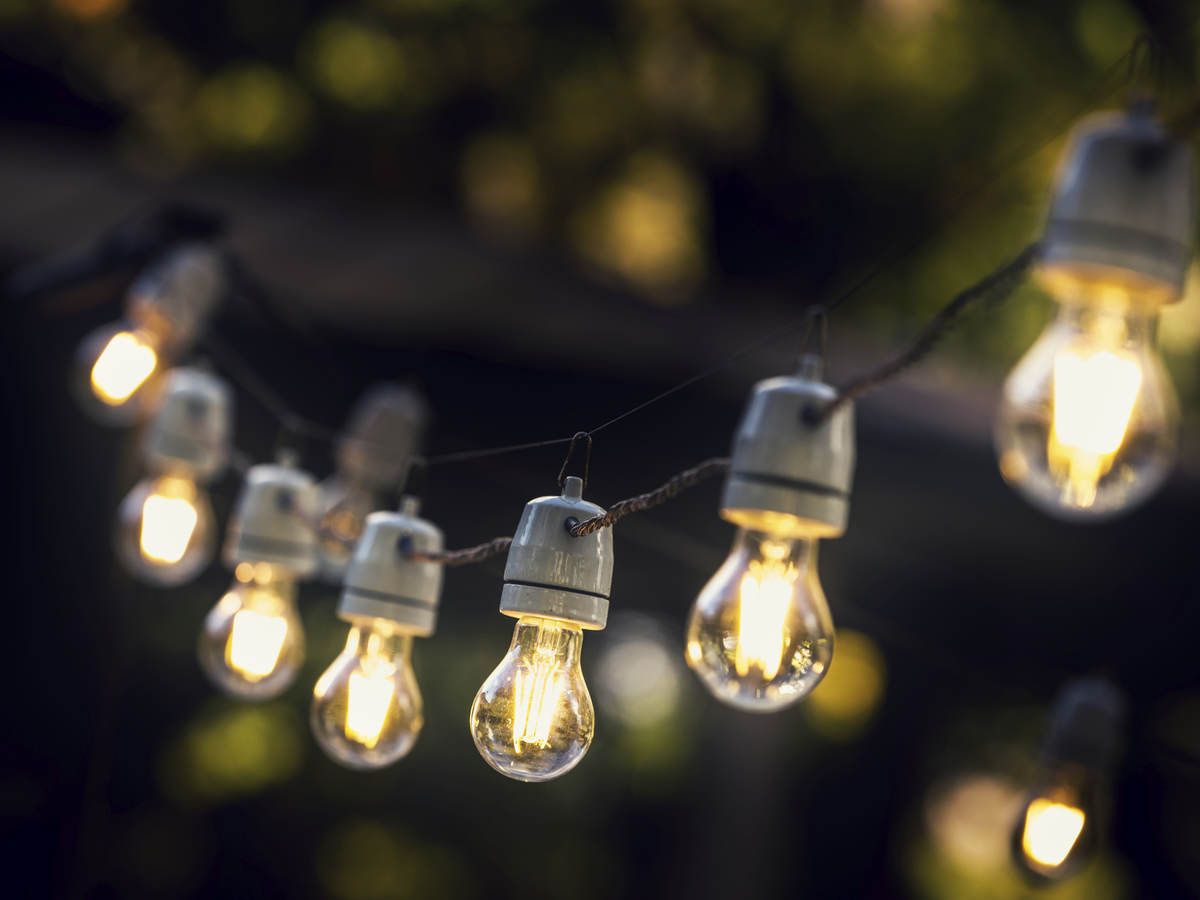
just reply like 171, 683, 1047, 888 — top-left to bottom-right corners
2, 1, 1200, 898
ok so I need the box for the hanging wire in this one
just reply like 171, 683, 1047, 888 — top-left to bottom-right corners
557, 432, 593, 489
566, 457, 730, 537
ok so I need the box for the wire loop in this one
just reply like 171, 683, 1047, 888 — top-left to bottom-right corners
557, 432, 593, 490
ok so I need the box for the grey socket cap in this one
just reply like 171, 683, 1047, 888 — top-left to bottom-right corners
336, 384, 428, 489
499, 476, 613, 630
1040, 105, 1195, 302
142, 367, 232, 481
338, 497, 444, 636
721, 358, 855, 538
127, 243, 226, 350
223, 461, 320, 576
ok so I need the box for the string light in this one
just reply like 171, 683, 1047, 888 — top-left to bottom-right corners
316, 385, 427, 582
1011, 679, 1124, 882
469, 476, 612, 782
312, 497, 443, 769
73, 244, 225, 424
686, 353, 854, 711
996, 102, 1194, 519
115, 367, 232, 586
199, 456, 319, 700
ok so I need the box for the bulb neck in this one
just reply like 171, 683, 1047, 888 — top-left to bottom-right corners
732, 528, 817, 569
511, 616, 584, 665
346, 624, 413, 660
1052, 302, 1156, 344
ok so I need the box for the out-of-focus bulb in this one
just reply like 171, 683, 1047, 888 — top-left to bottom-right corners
75, 323, 164, 423
116, 473, 215, 585
469, 476, 612, 782
90, 329, 159, 405
199, 562, 305, 700
1020, 798, 1086, 868
996, 301, 1176, 518
114, 366, 231, 586
997, 105, 1193, 519
1011, 678, 1123, 883
470, 615, 594, 781
311, 499, 442, 770
203, 459, 319, 700
687, 528, 832, 711
316, 475, 378, 580
312, 625, 423, 767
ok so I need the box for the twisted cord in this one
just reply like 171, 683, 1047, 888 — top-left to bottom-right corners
568, 457, 730, 537
815, 243, 1040, 423
410, 536, 514, 566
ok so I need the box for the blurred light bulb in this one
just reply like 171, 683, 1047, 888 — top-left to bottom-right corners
312, 625, 423, 768
687, 528, 832, 711
1020, 798, 1086, 868
116, 473, 215, 585
470, 615, 594, 782
996, 299, 1176, 518
199, 563, 305, 700
316, 475, 379, 580
74, 323, 164, 423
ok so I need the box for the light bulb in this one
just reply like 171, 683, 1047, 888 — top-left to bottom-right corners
996, 298, 1177, 519
199, 562, 305, 700
470, 615, 594, 782
74, 323, 163, 424
686, 527, 832, 712
312, 624, 423, 769
1011, 764, 1099, 882
115, 472, 215, 585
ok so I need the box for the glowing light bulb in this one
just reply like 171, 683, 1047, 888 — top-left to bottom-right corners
115, 473, 215, 586
74, 323, 164, 423
470, 615, 594, 782
199, 563, 305, 700
1020, 799, 1086, 868
312, 625, 423, 768
996, 299, 1177, 519
1011, 775, 1099, 882
686, 528, 832, 711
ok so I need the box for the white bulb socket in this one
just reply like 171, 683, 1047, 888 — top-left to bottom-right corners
1039, 105, 1195, 303
338, 497, 444, 636
127, 243, 226, 351
223, 460, 320, 576
498, 476, 613, 630
721, 358, 855, 538
141, 367, 232, 481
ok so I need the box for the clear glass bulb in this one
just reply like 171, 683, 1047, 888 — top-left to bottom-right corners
311, 623, 423, 769
74, 322, 163, 424
198, 562, 305, 700
315, 475, 379, 581
115, 472, 215, 586
1011, 763, 1099, 882
469, 616, 594, 782
686, 528, 833, 712
996, 294, 1177, 520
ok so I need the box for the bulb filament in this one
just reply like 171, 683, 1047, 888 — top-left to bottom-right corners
91, 331, 157, 404
1020, 798, 1086, 868
735, 544, 795, 680
228, 608, 289, 680
139, 489, 199, 564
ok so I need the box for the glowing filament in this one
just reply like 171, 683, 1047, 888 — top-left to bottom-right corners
91, 332, 157, 404
1021, 799, 1086, 868
1050, 348, 1142, 506
346, 670, 395, 748
227, 609, 288, 680
139, 494, 198, 564
511, 628, 568, 751
735, 561, 793, 680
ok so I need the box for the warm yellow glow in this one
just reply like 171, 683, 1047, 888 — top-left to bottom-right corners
511, 627, 569, 751
227, 609, 289, 680
734, 548, 795, 680
1050, 346, 1141, 507
90, 332, 157, 405
1021, 799, 1086, 868
139, 494, 198, 564
346, 670, 395, 749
